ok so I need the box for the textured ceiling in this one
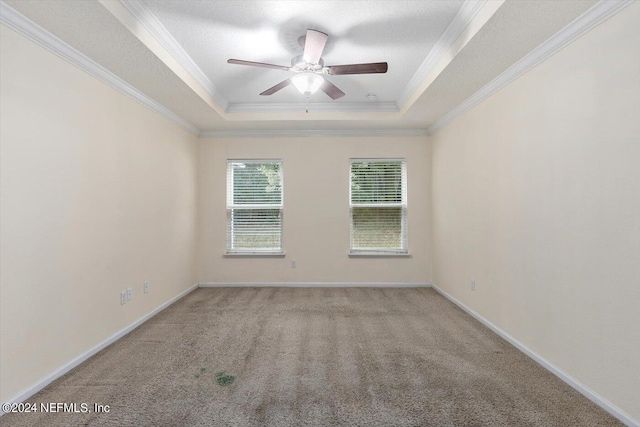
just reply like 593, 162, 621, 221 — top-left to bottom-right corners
143, 0, 464, 105
1, 0, 611, 133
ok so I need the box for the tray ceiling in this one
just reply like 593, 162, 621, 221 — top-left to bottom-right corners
142, 0, 464, 106
1, 0, 615, 134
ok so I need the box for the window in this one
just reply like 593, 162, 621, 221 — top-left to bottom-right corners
226, 160, 283, 254
349, 159, 407, 254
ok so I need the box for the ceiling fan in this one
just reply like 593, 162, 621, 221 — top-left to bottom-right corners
227, 29, 388, 100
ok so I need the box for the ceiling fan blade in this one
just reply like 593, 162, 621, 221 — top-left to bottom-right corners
260, 78, 292, 96
320, 80, 345, 100
326, 62, 388, 75
227, 59, 290, 71
303, 29, 328, 64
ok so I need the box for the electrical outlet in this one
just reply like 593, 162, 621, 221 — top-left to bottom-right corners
120, 291, 127, 305
471, 280, 476, 291
291, 260, 296, 268
127, 287, 133, 301
144, 282, 149, 294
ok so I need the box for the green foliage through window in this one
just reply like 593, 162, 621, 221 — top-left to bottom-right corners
350, 159, 407, 252
351, 161, 403, 204
231, 162, 282, 205
227, 160, 283, 252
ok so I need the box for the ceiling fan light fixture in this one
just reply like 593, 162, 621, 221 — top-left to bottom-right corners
292, 72, 324, 96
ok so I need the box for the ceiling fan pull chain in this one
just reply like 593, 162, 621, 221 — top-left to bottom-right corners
305, 96, 309, 113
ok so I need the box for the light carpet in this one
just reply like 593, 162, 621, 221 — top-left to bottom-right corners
1, 287, 622, 426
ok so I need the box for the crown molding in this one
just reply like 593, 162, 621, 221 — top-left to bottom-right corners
226, 102, 399, 114
199, 128, 429, 138
426, 0, 635, 135
117, 0, 400, 116
119, 0, 229, 111
397, 0, 487, 109
0, 1, 200, 135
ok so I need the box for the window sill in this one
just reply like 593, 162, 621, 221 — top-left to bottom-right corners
348, 252, 411, 258
224, 252, 286, 258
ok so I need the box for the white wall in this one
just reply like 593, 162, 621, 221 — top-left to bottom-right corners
197, 136, 432, 284
0, 25, 198, 403
430, 3, 640, 421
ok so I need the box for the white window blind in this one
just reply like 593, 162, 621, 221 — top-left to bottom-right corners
349, 159, 407, 254
226, 160, 283, 253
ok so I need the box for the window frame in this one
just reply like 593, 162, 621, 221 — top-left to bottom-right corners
349, 158, 408, 256
226, 159, 284, 256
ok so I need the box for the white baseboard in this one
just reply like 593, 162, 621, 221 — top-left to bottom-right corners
198, 282, 432, 288
1, 283, 199, 415
431, 284, 639, 427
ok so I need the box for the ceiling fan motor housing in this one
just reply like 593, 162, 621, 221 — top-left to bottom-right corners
291, 55, 324, 73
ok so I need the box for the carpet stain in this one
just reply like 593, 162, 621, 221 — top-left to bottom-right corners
194, 366, 207, 378
215, 371, 236, 386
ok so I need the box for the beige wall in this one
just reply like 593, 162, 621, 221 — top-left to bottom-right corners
430, 3, 640, 421
0, 25, 198, 402
2, 0, 638, 422
197, 136, 432, 284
